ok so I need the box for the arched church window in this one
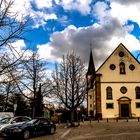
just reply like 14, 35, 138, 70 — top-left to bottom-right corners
119, 62, 126, 74
106, 86, 113, 100
135, 86, 140, 99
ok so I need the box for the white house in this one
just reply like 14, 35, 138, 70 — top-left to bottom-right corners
87, 43, 140, 119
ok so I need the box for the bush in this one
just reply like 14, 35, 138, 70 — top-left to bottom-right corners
51, 116, 59, 123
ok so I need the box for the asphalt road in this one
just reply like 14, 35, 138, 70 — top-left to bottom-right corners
63, 119, 140, 140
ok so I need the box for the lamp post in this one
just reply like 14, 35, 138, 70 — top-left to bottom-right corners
13, 103, 17, 116
77, 107, 80, 126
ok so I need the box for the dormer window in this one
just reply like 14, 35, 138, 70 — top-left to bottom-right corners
119, 62, 126, 74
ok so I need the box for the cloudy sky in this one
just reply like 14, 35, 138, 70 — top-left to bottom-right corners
11, 0, 140, 70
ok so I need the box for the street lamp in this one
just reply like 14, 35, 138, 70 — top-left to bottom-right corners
13, 103, 17, 116
77, 107, 80, 126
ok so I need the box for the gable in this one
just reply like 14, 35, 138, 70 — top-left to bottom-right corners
96, 43, 140, 82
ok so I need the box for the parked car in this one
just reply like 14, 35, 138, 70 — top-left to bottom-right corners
0, 118, 56, 139
0, 116, 32, 132
0, 112, 14, 120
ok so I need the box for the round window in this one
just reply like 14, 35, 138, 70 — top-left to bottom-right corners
110, 64, 116, 70
129, 64, 135, 71
120, 86, 127, 94
119, 51, 124, 57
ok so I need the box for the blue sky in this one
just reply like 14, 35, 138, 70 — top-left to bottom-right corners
8, 0, 140, 72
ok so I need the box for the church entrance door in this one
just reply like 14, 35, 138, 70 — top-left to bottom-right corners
120, 104, 129, 117
118, 97, 131, 118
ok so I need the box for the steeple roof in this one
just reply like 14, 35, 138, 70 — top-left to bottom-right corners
86, 48, 95, 77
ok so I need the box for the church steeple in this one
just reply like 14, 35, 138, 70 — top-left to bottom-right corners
86, 48, 95, 77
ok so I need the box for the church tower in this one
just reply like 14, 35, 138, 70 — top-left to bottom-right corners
86, 48, 96, 117
86, 48, 95, 80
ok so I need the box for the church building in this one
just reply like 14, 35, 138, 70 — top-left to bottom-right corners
87, 43, 140, 119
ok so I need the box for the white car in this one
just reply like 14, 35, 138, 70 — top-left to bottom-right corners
0, 112, 14, 120
0, 116, 32, 132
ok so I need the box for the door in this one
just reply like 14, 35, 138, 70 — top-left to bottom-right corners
121, 104, 129, 117
118, 97, 131, 118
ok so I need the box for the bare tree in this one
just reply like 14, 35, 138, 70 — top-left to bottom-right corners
0, 0, 40, 116
0, 0, 29, 47
11, 52, 51, 118
0, 54, 19, 111
52, 51, 87, 126
0, 0, 30, 75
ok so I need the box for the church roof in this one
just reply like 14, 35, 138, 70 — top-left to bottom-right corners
96, 43, 140, 73
86, 48, 95, 77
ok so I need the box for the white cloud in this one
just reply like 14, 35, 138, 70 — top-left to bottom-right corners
37, 44, 61, 62
10, 40, 26, 52
7, 0, 57, 28
9, 40, 34, 60
37, 44, 53, 60
106, 34, 140, 51
31, 11, 57, 28
34, 0, 53, 9
2, 0, 32, 21
110, 2, 140, 26
0, 40, 30, 61
55, 0, 92, 15
93, 1, 110, 24
8, 0, 140, 70
46, 69, 53, 79
37, 18, 140, 69
110, 0, 140, 5
3, 40, 26, 58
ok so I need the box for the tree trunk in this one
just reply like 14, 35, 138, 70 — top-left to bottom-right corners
70, 110, 75, 127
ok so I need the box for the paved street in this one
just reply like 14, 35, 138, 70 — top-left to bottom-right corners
63, 119, 140, 140
1, 119, 140, 140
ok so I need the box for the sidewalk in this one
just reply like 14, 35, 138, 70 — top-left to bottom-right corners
59, 119, 140, 140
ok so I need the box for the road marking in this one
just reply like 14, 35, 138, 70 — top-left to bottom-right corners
60, 128, 71, 139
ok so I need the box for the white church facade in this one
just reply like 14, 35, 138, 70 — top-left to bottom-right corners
87, 43, 140, 119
